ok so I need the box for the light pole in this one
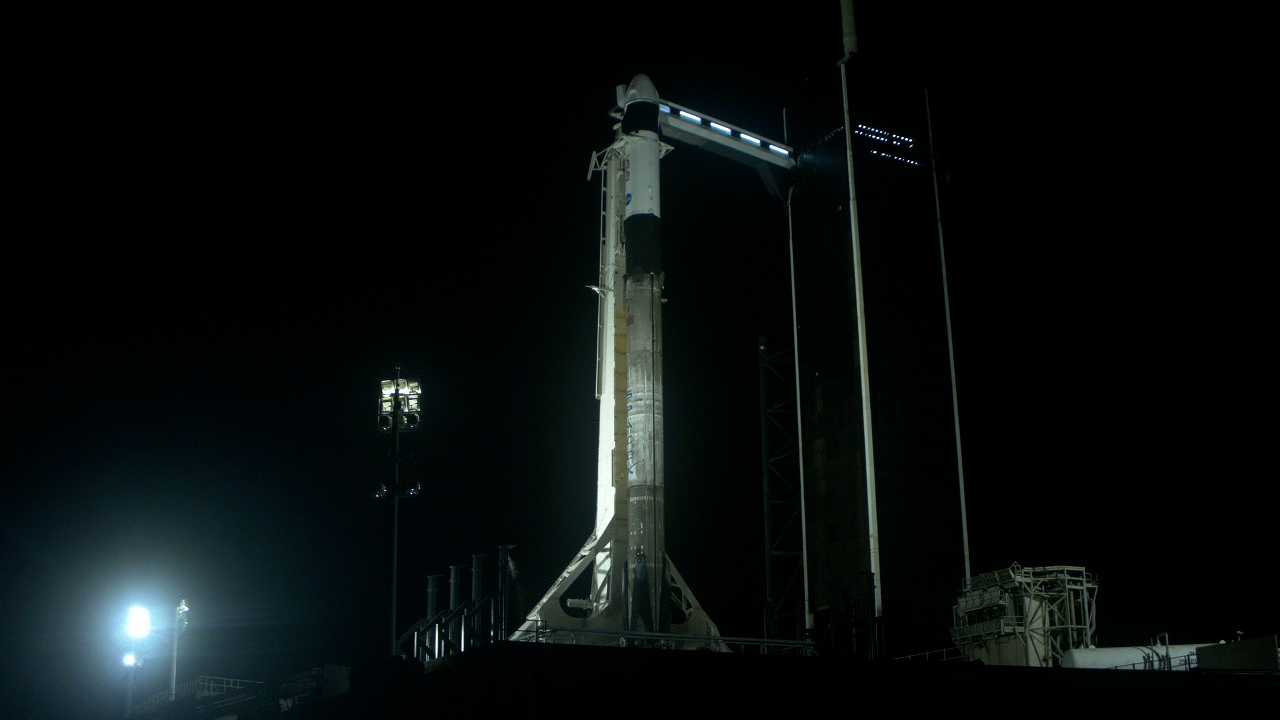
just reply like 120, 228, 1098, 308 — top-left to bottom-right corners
123, 605, 150, 717
375, 366, 422, 656
168, 598, 188, 701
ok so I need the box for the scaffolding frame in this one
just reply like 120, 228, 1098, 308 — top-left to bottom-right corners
951, 563, 1097, 667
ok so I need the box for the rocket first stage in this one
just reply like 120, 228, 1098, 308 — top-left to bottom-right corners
512, 75, 722, 648
621, 73, 666, 635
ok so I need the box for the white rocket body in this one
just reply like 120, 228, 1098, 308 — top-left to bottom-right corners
513, 75, 720, 647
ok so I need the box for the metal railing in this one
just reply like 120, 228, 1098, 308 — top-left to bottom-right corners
894, 646, 964, 662
197, 675, 265, 698
130, 679, 199, 715
514, 620, 816, 655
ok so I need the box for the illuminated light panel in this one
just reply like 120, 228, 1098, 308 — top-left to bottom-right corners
870, 149, 919, 166
126, 606, 150, 639
768, 144, 789, 156
678, 110, 701, 123
380, 378, 421, 397
709, 122, 731, 135
851, 123, 919, 165
739, 133, 761, 147
378, 376, 423, 433
659, 103, 671, 114
123, 652, 138, 667
854, 124, 915, 148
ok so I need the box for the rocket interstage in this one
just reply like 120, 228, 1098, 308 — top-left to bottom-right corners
512, 75, 721, 649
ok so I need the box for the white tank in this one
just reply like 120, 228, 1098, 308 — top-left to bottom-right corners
1062, 643, 1220, 670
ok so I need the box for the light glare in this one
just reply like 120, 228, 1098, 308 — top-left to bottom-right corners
126, 606, 150, 639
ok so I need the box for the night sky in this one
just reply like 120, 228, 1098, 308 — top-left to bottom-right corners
4, 6, 1270, 718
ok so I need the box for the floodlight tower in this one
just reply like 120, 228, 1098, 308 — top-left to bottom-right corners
168, 598, 188, 702
123, 605, 150, 717
375, 365, 423, 655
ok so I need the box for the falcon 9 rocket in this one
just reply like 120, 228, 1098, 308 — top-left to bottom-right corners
512, 75, 722, 648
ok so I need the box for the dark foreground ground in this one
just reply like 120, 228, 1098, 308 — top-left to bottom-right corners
137, 641, 1279, 718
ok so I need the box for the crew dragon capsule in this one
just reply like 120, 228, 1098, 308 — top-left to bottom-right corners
512, 75, 722, 648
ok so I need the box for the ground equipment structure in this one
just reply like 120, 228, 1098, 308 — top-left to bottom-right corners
951, 563, 1098, 667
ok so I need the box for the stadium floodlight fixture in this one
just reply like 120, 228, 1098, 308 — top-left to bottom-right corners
375, 365, 424, 656
126, 606, 151, 639
378, 377, 423, 433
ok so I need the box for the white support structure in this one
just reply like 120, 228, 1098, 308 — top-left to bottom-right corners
951, 563, 1098, 667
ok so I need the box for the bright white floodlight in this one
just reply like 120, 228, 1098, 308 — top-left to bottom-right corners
126, 606, 151, 639
122, 652, 139, 667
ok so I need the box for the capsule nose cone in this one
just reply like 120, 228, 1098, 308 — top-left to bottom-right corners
623, 74, 659, 108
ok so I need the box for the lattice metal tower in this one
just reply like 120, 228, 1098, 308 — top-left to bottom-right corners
951, 564, 1098, 667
